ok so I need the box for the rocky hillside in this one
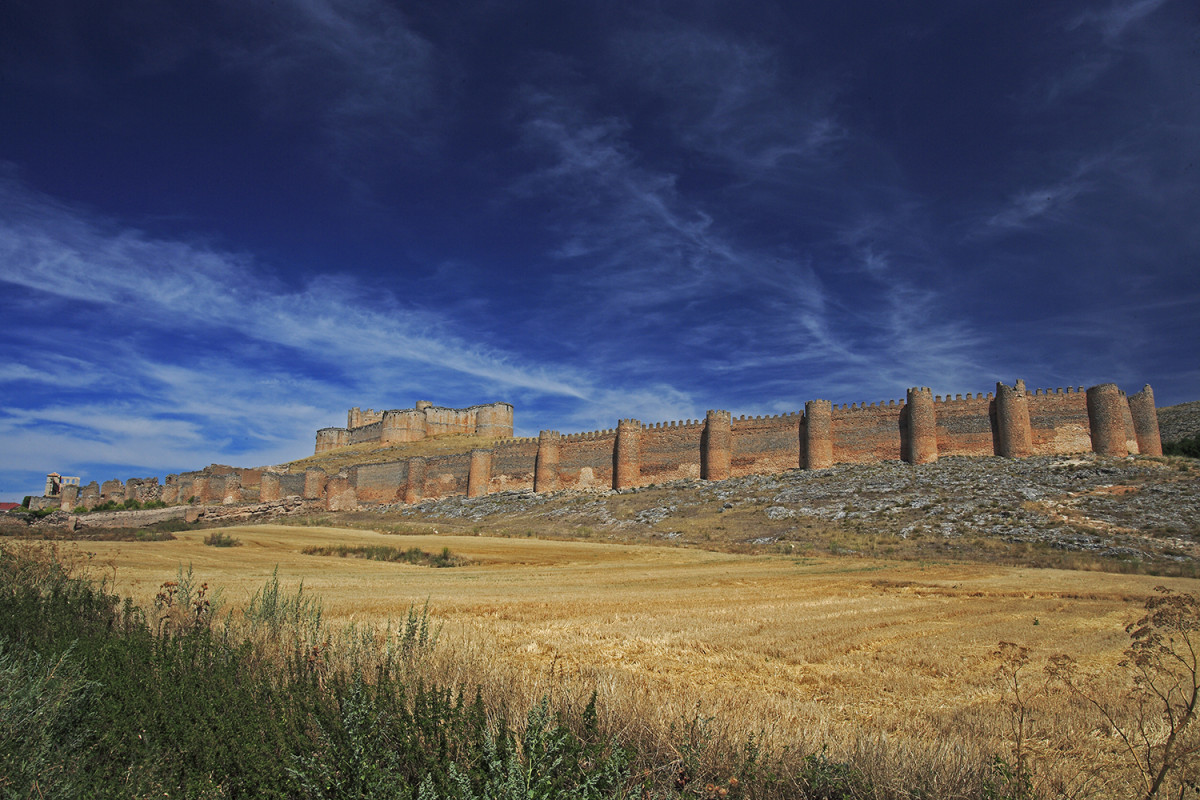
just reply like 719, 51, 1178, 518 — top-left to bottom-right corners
349, 453, 1200, 575
1157, 400, 1200, 443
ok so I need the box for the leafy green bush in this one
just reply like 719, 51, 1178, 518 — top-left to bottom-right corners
0, 544, 636, 799
203, 531, 241, 547
1163, 434, 1200, 458
302, 544, 469, 567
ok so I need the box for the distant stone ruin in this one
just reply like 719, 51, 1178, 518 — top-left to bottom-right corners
24, 381, 1165, 516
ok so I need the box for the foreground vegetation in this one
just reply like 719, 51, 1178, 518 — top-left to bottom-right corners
0, 543, 633, 799
2, 538, 1197, 799
302, 544, 469, 567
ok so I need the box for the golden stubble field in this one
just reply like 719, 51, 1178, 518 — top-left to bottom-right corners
72, 525, 1200, 794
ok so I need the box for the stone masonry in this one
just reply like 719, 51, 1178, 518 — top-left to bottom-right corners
28, 380, 1165, 515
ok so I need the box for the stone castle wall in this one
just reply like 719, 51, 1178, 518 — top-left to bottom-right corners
284, 379, 1162, 513
31, 380, 1165, 516
316, 401, 514, 453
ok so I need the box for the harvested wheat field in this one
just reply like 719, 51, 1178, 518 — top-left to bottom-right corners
74, 526, 1200, 796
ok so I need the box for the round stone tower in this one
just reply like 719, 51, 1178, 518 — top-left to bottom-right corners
995, 381, 1033, 458
702, 410, 732, 481
534, 431, 560, 492
804, 400, 833, 469
475, 403, 514, 438
1086, 383, 1128, 456
1128, 385, 1162, 457
382, 409, 427, 444
614, 420, 642, 490
468, 449, 492, 498
904, 387, 938, 464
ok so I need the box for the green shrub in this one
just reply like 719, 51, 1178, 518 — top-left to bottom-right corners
301, 544, 469, 567
1163, 434, 1200, 458
203, 531, 241, 547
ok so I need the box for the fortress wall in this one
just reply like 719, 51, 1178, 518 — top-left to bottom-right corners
348, 408, 384, 428
326, 473, 357, 511
260, 473, 280, 502
100, 479, 124, 504
1128, 386, 1162, 456
206, 476, 227, 504
421, 452, 470, 499
236, 468, 263, 486
557, 432, 617, 491
1122, 400, 1139, 455
1027, 388, 1092, 455
316, 427, 350, 454
475, 403, 515, 438
424, 406, 475, 437
491, 440, 537, 492
640, 422, 703, 483
277, 473, 306, 498
933, 394, 997, 457
730, 413, 802, 477
349, 421, 383, 445
381, 409, 425, 443
59, 484, 79, 511
79, 482, 99, 510
354, 460, 410, 503
831, 403, 904, 464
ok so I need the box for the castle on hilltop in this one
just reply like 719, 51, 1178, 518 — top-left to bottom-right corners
314, 401, 513, 454
26, 381, 1164, 515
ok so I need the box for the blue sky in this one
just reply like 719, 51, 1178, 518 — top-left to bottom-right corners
1, 1, 1197, 500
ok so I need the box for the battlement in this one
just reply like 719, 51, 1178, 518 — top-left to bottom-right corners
35, 377, 1163, 515
317, 400, 513, 454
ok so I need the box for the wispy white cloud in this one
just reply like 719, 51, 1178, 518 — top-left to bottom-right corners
0, 176, 588, 400
979, 157, 1105, 233
513, 88, 991, 407
1069, 0, 1171, 42
214, 0, 442, 158
610, 26, 845, 173
1038, 0, 1174, 102
0, 175, 624, 494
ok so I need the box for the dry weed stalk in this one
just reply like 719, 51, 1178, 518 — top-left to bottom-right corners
1048, 587, 1200, 800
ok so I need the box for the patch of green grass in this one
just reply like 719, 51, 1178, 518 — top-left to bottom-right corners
0, 543, 633, 800
203, 531, 242, 547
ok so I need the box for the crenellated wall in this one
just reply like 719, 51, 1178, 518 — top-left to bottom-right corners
32, 379, 1166, 515
313, 379, 1161, 510
316, 400, 514, 454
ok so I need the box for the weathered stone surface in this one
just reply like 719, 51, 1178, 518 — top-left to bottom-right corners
319, 401, 513, 454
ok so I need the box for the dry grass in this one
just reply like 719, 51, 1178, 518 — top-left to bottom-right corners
69, 526, 1200, 797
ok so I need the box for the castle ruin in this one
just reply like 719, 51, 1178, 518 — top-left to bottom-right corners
315, 401, 513, 454
25, 381, 1166, 515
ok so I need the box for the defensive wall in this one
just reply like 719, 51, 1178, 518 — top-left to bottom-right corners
27, 381, 1164, 514
315, 400, 513, 454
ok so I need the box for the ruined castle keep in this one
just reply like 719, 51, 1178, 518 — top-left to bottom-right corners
30, 381, 1165, 514
315, 401, 514, 454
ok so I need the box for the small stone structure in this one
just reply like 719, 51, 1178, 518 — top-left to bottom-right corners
27, 380, 1166, 515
